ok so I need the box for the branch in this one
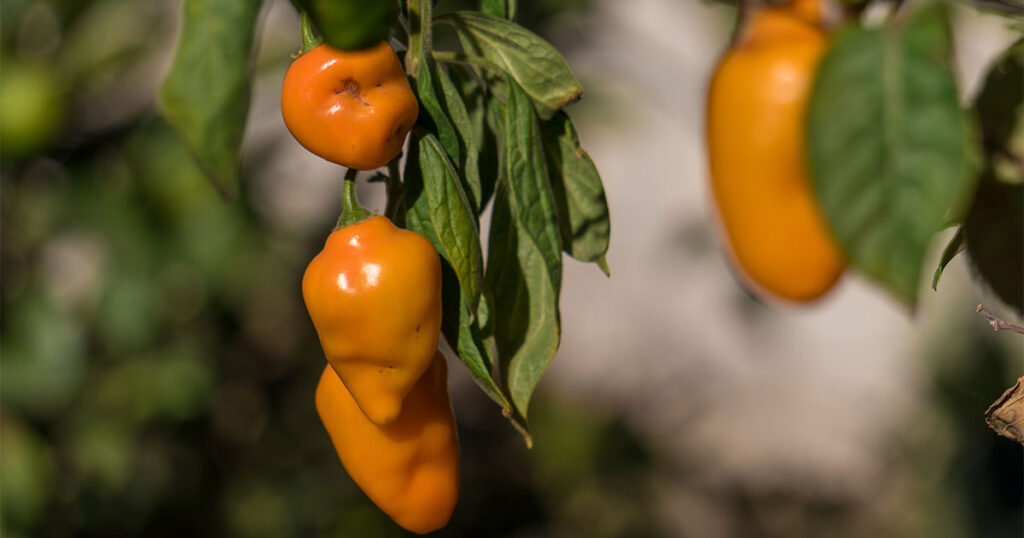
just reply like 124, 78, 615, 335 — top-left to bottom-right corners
976, 304, 1024, 334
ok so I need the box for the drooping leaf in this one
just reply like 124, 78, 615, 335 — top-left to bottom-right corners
807, 4, 976, 306
487, 79, 562, 421
403, 133, 516, 426
436, 11, 582, 119
450, 65, 500, 212
294, 0, 397, 51
542, 111, 611, 272
159, 0, 263, 198
404, 133, 483, 314
417, 56, 461, 165
434, 62, 484, 214
931, 227, 965, 290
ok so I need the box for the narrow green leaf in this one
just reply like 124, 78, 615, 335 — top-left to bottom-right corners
931, 227, 965, 290
542, 111, 611, 271
487, 79, 563, 421
403, 134, 515, 420
159, 0, 262, 198
449, 65, 498, 212
404, 133, 483, 313
294, 0, 397, 51
807, 4, 976, 306
436, 11, 582, 119
417, 56, 461, 165
434, 62, 484, 214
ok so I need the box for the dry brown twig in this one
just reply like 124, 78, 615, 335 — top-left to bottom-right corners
975, 304, 1024, 334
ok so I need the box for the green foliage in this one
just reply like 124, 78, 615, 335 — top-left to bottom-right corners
931, 227, 965, 291
294, 0, 397, 51
405, 133, 485, 319
159, 0, 262, 198
542, 111, 611, 272
488, 79, 564, 422
0, 59, 64, 159
808, 3, 977, 307
437, 11, 583, 118
397, 2, 605, 436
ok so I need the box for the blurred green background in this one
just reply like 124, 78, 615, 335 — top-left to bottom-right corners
1, 0, 1021, 537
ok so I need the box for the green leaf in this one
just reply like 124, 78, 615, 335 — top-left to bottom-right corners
974, 38, 1023, 186
975, 39, 1023, 148
403, 133, 518, 428
480, 0, 512, 19
159, 0, 262, 198
450, 65, 500, 212
807, 4, 977, 306
542, 111, 611, 272
965, 169, 1023, 315
434, 61, 485, 214
404, 133, 484, 314
294, 0, 397, 51
487, 79, 563, 421
931, 227, 965, 290
436, 11, 582, 119
417, 56, 461, 165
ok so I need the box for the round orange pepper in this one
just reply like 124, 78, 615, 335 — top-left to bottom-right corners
302, 215, 442, 425
705, 0, 844, 302
316, 353, 459, 534
281, 42, 418, 170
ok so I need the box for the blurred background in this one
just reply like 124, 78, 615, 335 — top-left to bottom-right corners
1, 0, 1021, 536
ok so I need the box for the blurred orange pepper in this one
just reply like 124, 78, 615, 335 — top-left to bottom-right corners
281, 42, 418, 170
316, 353, 460, 534
706, 0, 844, 302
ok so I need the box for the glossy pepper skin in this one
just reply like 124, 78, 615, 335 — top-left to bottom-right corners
281, 42, 418, 170
302, 216, 442, 425
706, 0, 844, 303
316, 353, 459, 534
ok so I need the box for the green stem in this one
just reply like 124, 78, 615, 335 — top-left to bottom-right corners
405, 0, 432, 77
384, 158, 404, 223
300, 11, 321, 53
431, 51, 494, 70
337, 169, 373, 228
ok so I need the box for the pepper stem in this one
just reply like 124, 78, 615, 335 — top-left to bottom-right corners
336, 168, 373, 228
300, 11, 321, 54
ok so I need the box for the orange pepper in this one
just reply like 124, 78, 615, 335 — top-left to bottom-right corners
316, 353, 460, 534
281, 42, 418, 170
706, 0, 844, 302
302, 215, 442, 425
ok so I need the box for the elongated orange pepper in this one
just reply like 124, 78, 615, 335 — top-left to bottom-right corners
316, 353, 460, 534
302, 215, 442, 425
706, 0, 844, 302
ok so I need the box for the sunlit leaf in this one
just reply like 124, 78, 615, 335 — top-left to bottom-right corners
436, 11, 581, 118
487, 79, 562, 422
542, 111, 611, 272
